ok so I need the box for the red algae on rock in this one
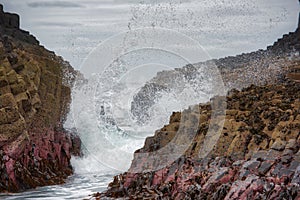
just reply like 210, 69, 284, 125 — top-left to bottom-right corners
91, 16, 300, 200
98, 81, 300, 200
0, 5, 81, 192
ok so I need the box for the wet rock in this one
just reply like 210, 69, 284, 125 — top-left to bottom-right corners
251, 150, 268, 161
266, 149, 281, 161
100, 80, 300, 199
0, 4, 81, 192
203, 167, 229, 189
98, 26, 300, 199
271, 163, 283, 177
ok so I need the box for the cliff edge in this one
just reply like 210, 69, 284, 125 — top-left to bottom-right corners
0, 5, 80, 192
101, 82, 300, 199
98, 9, 300, 200
131, 19, 300, 123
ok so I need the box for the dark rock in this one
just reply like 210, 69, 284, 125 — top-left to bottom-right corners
281, 154, 293, 164
232, 160, 244, 167
243, 160, 260, 171
12, 64, 24, 73
271, 163, 283, 177
278, 169, 295, 179
251, 151, 268, 161
0, 78, 8, 88
212, 184, 231, 200
291, 166, 300, 185
0, 5, 39, 45
7, 53, 18, 65
258, 161, 273, 176
266, 149, 281, 161
288, 160, 300, 172
239, 169, 251, 180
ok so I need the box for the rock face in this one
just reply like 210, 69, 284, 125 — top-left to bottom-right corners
100, 81, 300, 199
99, 19, 300, 199
0, 5, 39, 46
0, 5, 19, 29
131, 25, 300, 122
0, 5, 80, 192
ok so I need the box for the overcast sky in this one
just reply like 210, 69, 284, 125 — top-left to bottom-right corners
1, 0, 299, 69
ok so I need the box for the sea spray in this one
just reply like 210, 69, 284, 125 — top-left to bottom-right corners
65, 28, 226, 173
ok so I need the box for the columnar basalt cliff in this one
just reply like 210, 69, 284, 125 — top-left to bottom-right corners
99, 76, 300, 200
0, 5, 80, 192
97, 13, 300, 200
131, 21, 300, 122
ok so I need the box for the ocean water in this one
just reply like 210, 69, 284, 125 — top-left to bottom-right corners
0, 62, 225, 200
0, 173, 116, 199
0, 1, 299, 199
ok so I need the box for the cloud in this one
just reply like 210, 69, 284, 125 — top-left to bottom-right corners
36, 21, 82, 27
27, 1, 84, 8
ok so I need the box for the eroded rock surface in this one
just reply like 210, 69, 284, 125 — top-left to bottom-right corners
131, 27, 300, 123
98, 81, 300, 199
94, 13, 300, 200
0, 5, 81, 192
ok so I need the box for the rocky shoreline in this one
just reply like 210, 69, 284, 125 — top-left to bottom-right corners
97, 14, 300, 200
131, 24, 300, 122
98, 80, 300, 199
0, 5, 80, 192
0, 3, 299, 199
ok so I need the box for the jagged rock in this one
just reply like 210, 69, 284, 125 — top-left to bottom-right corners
0, 5, 38, 45
0, 5, 19, 29
90, 8, 300, 200
99, 81, 300, 199
258, 161, 273, 175
130, 25, 300, 121
271, 139, 287, 151
0, 4, 81, 192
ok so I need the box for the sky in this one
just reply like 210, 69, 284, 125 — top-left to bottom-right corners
1, 0, 299, 69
